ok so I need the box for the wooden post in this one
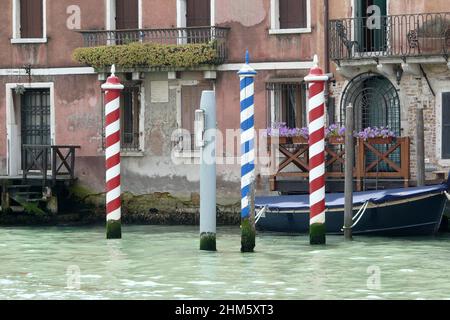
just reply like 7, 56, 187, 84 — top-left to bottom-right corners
1, 181, 11, 213
416, 107, 425, 186
70, 147, 76, 181
358, 138, 365, 191
344, 104, 354, 240
52, 147, 57, 185
42, 147, 48, 189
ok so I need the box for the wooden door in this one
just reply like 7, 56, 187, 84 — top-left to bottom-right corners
116, 0, 139, 29
21, 89, 51, 170
20, 0, 43, 38
186, 0, 211, 27
279, 0, 307, 29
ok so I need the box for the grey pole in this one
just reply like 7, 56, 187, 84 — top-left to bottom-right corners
199, 91, 217, 251
416, 106, 425, 186
344, 104, 354, 240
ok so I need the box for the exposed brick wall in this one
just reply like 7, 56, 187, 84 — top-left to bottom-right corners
330, 73, 449, 182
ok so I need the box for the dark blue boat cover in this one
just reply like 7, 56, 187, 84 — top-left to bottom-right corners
255, 184, 448, 211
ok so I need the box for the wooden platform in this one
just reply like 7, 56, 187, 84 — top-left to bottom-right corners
0, 175, 75, 187
0, 175, 74, 181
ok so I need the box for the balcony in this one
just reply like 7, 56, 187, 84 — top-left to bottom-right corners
330, 13, 450, 65
76, 26, 229, 68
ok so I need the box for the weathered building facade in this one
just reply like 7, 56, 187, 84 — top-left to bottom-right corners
0, 0, 325, 209
328, 0, 450, 181
2, 0, 448, 216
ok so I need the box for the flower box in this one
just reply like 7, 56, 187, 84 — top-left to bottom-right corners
326, 136, 345, 144
364, 137, 395, 144
268, 136, 308, 145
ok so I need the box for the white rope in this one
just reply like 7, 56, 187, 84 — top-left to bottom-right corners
341, 200, 370, 231
350, 201, 370, 229
445, 191, 450, 201
352, 201, 369, 222
255, 205, 268, 224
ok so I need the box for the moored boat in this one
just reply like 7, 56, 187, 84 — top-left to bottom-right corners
255, 176, 450, 236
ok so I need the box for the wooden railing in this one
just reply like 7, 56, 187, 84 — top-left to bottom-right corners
269, 137, 410, 191
22, 145, 81, 186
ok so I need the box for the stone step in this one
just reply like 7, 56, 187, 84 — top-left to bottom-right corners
11, 192, 43, 199
27, 198, 45, 203
6, 185, 32, 190
10, 206, 24, 213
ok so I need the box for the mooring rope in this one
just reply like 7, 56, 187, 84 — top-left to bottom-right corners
351, 201, 370, 228
255, 205, 268, 225
341, 200, 370, 231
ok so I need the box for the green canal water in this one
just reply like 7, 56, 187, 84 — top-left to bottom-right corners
1, 225, 450, 300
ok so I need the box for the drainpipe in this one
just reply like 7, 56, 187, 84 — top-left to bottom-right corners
323, 0, 333, 123
324, 0, 330, 74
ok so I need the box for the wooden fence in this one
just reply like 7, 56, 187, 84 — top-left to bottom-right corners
268, 137, 410, 191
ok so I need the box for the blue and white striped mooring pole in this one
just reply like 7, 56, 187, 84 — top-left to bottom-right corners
238, 50, 257, 253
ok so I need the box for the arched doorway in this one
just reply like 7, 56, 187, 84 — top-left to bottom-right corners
340, 72, 401, 173
340, 72, 400, 135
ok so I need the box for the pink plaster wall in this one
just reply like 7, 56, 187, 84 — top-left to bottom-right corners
0, 75, 102, 159
142, 0, 177, 28
0, 0, 106, 68
54, 75, 103, 157
216, 0, 321, 63
0, 0, 324, 68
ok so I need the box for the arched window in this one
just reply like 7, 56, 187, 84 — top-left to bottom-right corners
340, 72, 400, 135
340, 72, 401, 172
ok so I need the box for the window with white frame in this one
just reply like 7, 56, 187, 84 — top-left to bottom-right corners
177, 0, 215, 28
266, 82, 308, 128
102, 78, 145, 154
106, 0, 142, 30
173, 81, 213, 157
270, 0, 311, 34
11, 0, 47, 43
120, 83, 142, 152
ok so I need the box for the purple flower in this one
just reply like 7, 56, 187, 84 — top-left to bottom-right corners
267, 122, 396, 141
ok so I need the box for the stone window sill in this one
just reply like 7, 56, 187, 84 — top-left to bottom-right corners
121, 151, 145, 157
174, 151, 200, 158
11, 38, 48, 44
269, 28, 312, 35
438, 159, 450, 167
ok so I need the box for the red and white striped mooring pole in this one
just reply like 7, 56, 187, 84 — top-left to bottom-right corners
101, 65, 124, 239
304, 55, 329, 245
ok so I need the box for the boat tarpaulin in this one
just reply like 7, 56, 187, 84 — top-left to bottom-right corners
255, 184, 448, 211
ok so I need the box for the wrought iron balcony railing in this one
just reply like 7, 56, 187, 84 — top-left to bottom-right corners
330, 13, 450, 62
78, 26, 229, 63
